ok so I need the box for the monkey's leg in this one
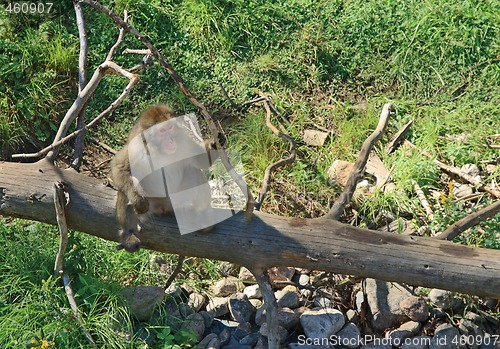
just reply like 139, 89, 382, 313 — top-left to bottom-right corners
115, 190, 142, 252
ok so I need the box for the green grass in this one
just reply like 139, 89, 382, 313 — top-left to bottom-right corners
1, 0, 500, 346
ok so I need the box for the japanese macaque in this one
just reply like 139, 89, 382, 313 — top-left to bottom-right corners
111, 105, 222, 252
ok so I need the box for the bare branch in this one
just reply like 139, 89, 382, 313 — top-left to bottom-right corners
53, 181, 96, 348
385, 119, 413, 154
436, 200, 500, 241
255, 97, 296, 210
325, 103, 392, 220
12, 63, 139, 160
80, 0, 255, 221
163, 255, 186, 290
412, 180, 434, 221
71, 0, 89, 171
404, 140, 500, 199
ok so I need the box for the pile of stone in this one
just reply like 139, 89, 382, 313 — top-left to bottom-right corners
123, 264, 499, 349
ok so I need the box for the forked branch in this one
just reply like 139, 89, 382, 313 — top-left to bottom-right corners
325, 103, 392, 220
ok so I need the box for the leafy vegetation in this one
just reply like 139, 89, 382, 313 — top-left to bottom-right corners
0, 0, 499, 347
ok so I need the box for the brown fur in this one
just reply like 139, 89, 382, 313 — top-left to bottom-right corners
110, 105, 219, 252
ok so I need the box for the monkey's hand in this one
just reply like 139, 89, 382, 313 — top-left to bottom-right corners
210, 132, 226, 149
132, 196, 149, 214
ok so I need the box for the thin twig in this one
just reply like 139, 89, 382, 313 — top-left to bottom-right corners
80, 0, 255, 222
412, 180, 434, 221
404, 140, 500, 199
436, 200, 500, 241
163, 255, 186, 290
71, 0, 88, 171
53, 182, 97, 348
325, 103, 392, 220
255, 97, 296, 210
90, 137, 116, 155
13, 66, 139, 159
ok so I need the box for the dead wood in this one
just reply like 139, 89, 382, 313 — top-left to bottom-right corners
436, 200, 500, 241
325, 103, 392, 220
1, 159, 499, 299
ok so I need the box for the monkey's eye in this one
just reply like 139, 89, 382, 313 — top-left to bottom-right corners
159, 124, 175, 134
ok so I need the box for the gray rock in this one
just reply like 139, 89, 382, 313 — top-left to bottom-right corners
238, 267, 256, 283
356, 290, 365, 312
219, 328, 231, 346
278, 307, 300, 330
206, 337, 220, 349
289, 344, 330, 349
313, 295, 333, 309
211, 277, 243, 297
239, 332, 260, 346
275, 285, 300, 309
165, 284, 183, 299
199, 310, 215, 328
221, 345, 252, 349
163, 298, 183, 331
207, 297, 229, 317
300, 308, 345, 339
178, 302, 194, 318
452, 183, 473, 198
458, 319, 483, 349
254, 336, 269, 349
386, 328, 412, 347
121, 286, 164, 322
347, 309, 360, 325
298, 274, 310, 286
400, 336, 431, 349
181, 313, 205, 342
234, 322, 252, 340
364, 279, 412, 331
259, 323, 288, 343
431, 307, 446, 318
430, 323, 460, 349
428, 289, 455, 310
249, 298, 263, 309
400, 296, 429, 322
228, 293, 254, 323
216, 261, 240, 276
268, 266, 296, 287
198, 334, 218, 349
303, 129, 329, 146
336, 322, 362, 349
399, 321, 422, 335
188, 292, 206, 312
243, 284, 262, 299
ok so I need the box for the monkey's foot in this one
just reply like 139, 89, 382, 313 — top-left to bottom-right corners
133, 196, 149, 214
117, 229, 141, 253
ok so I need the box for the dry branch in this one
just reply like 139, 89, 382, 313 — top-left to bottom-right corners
12, 65, 139, 160
436, 200, 500, 241
53, 181, 96, 348
325, 103, 392, 220
412, 180, 434, 221
255, 98, 296, 210
1, 160, 500, 299
71, 0, 89, 171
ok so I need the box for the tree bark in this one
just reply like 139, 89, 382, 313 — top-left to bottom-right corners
1, 160, 499, 299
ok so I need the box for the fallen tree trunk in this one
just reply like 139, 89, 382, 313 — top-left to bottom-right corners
1, 160, 499, 299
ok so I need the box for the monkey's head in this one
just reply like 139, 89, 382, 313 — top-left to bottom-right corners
138, 105, 179, 154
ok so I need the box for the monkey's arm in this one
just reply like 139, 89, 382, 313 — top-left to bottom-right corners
110, 147, 149, 214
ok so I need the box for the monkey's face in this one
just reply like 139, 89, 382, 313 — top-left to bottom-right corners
156, 122, 177, 154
